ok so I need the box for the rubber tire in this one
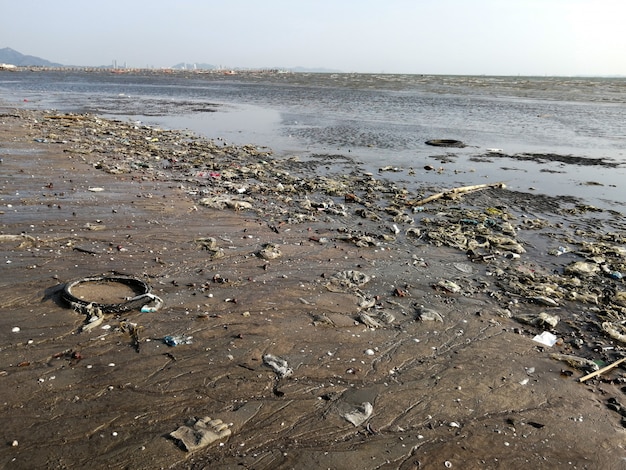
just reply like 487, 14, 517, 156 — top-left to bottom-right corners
62, 275, 152, 313
425, 139, 466, 148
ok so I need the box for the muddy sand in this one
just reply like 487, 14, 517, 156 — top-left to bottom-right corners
1, 108, 626, 469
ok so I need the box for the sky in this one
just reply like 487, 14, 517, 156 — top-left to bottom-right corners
1, 0, 625, 76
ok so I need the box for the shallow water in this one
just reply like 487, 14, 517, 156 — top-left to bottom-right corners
1, 70, 625, 208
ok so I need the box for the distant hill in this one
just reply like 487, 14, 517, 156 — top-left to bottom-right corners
0, 47, 63, 67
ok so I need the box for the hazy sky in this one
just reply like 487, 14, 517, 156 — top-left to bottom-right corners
2, 0, 625, 76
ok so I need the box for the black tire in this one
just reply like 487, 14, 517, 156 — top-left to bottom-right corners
425, 139, 466, 148
62, 275, 152, 313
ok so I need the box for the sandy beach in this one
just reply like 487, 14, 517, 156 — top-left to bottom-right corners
1, 106, 626, 469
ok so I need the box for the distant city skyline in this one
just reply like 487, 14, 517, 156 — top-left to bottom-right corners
2, 0, 625, 76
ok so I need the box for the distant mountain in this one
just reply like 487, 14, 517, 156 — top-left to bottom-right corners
0, 47, 63, 67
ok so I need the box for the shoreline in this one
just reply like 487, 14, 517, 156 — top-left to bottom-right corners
1, 106, 626, 468
3, 69, 625, 211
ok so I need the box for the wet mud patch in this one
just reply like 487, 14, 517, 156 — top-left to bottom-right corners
475, 151, 621, 168
81, 97, 222, 117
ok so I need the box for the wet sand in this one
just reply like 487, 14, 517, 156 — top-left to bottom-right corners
1, 107, 626, 469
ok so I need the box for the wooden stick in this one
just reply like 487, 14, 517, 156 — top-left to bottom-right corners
407, 182, 506, 206
579, 357, 626, 382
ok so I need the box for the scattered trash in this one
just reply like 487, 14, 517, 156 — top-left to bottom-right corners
0, 234, 37, 248
325, 270, 371, 293
564, 261, 600, 277
195, 237, 225, 260
528, 296, 559, 307
81, 305, 104, 332
358, 310, 395, 328
602, 322, 626, 343
408, 182, 506, 206
416, 305, 444, 322
170, 416, 232, 452
342, 402, 373, 426
532, 331, 558, 347
549, 246, 570, 256
435, 279, 462, 294
550, 353, 599, 372
579, 357, 626, 382
263, 353, 293, 378
258, 243, 282, 260
514, 312, 559, 329
198, 196, 253, 211
163, 335, 193, 347
453, 263, 473, 274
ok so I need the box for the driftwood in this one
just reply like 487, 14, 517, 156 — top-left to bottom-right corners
579, 357, 626, 383
408, 182, 506, 206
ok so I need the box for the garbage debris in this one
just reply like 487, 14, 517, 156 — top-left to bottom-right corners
258, 243, 282, 260
263, 353, 293, 378
416, 305, 444, 322
342, 402, 373, 426
532, 331, 558, 347
163, 335, 193, 347
602, 322, 626, 343
579, 357, 626, 382
170, 416, 232, 452
325, 270, 371, 293
357, 310, 395, 328
514, 312, 559, 329
408, 182, 506, 206
550, 353, 599, 372
565, 261, 600, 277
0, 233, 37, 248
